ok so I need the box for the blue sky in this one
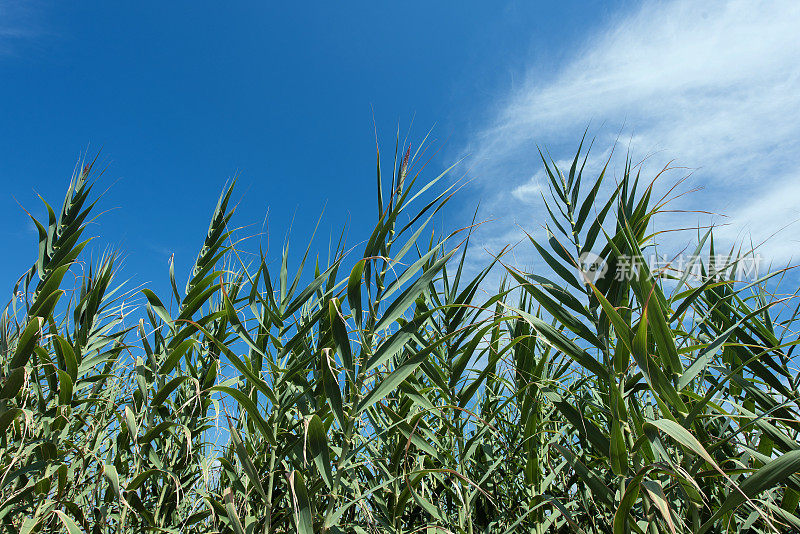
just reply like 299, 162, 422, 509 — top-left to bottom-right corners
2, 0, 799, 301
0, 1, 616, 297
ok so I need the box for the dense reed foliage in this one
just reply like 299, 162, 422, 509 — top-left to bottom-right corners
3, 140, 800, 533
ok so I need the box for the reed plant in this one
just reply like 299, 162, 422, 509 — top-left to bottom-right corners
2, 139, 799, 533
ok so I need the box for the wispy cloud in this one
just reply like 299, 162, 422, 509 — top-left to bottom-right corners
463, 0, 800, 268
0, 2, 42, 56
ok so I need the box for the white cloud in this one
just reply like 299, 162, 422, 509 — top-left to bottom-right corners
714, 178, 800, 267
0, 2, 41, 55
464, 0, 800, 268
511, 173, 543, 203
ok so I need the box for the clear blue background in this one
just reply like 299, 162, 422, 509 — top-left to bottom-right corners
0, 1, 613, 299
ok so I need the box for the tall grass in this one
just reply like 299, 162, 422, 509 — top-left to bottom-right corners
2, 139, 800, 533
